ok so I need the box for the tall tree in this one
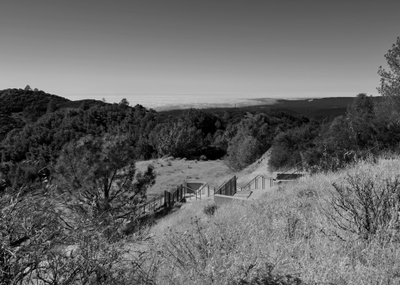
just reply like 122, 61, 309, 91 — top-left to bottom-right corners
376, 37, 400, 149
150, 121, 203, 158
378, 37, 400, 97
119, 98, 130, 106
54, 134, 155, 222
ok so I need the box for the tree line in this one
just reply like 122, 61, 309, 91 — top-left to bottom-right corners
269, 37, 400, 172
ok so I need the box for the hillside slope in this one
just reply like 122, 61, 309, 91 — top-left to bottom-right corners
146, 157, 400, 284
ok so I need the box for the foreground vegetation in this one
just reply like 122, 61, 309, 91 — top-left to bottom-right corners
149, 157, 400, 284
3, 156, 400, 284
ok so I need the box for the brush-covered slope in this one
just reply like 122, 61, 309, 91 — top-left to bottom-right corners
0, 88, 68, 141
147, 157, 400, 284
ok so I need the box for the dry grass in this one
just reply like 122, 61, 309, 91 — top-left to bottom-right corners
143, 157, 400, 284
136, 158, 234, 196
136, 151, 274, 197
236, 150, 272, 185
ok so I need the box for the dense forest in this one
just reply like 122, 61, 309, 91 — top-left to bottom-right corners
0, 85, 318, 189
0, 37, 399, 283
0, 83, 395, 189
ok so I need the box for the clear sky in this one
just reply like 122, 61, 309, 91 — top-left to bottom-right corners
1, 0, 399, 104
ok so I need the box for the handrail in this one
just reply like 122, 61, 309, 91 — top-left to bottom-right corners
197, 182, 209, 192
215, 179, 229, 194
278, 169, 305, 181
215, 177, 234, 194
215, 176, 237, 196
134, 181, 210, 217
180, 184, 199, 200
278, 160, 305, 181
179, 184, 196, 193
193, 182, 209, 200
135, 192, 164, 216
242, 174, 269, 190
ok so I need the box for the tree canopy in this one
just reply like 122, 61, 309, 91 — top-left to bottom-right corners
378, 37, 400, 97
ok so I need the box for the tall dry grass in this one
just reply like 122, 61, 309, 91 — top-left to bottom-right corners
144, 157, 400, 284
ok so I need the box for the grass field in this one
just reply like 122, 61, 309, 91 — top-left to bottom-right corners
135, 157, 234, 196
136, 152, 273, 197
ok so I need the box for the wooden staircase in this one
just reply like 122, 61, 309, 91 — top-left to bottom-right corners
233, 189, 253, 199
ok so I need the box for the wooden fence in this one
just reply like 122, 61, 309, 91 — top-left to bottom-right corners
133, 181, 214, 217
133, 184, 188, 217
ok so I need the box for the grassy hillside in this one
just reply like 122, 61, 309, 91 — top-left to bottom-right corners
141, 157, 400, 284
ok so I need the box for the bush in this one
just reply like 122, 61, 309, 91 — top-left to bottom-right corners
327, 162, 400, 241
268, 122, 320, 171
0, 191, 157, 284
0, 192, 62, 284
203, 203, 218, 216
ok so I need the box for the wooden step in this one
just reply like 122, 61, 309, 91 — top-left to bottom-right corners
234, 190, 253, 198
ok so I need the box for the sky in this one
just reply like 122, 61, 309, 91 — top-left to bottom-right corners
1, 0, 399, 106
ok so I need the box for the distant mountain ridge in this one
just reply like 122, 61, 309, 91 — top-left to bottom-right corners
0, 88, 106, 141
163, 96, 382, 122
0, 88, 68, 117
0, 88, 109, 117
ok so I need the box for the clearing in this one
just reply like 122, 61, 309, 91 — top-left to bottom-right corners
136, 152, 272, 197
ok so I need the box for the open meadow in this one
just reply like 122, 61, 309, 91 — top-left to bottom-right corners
136, 158, 233, 196
136, 150, 272, 197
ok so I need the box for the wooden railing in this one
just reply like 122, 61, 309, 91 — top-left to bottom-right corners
135, 169, 308, 217
191, 183, 213, 200
134, 193, 165, 217
133, 184, 188, 217
276, 160, 305, 181
215, 176, 237, 196
133, 180, 212, 217
165, 184, 186, 207
241, 175, 273, 191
